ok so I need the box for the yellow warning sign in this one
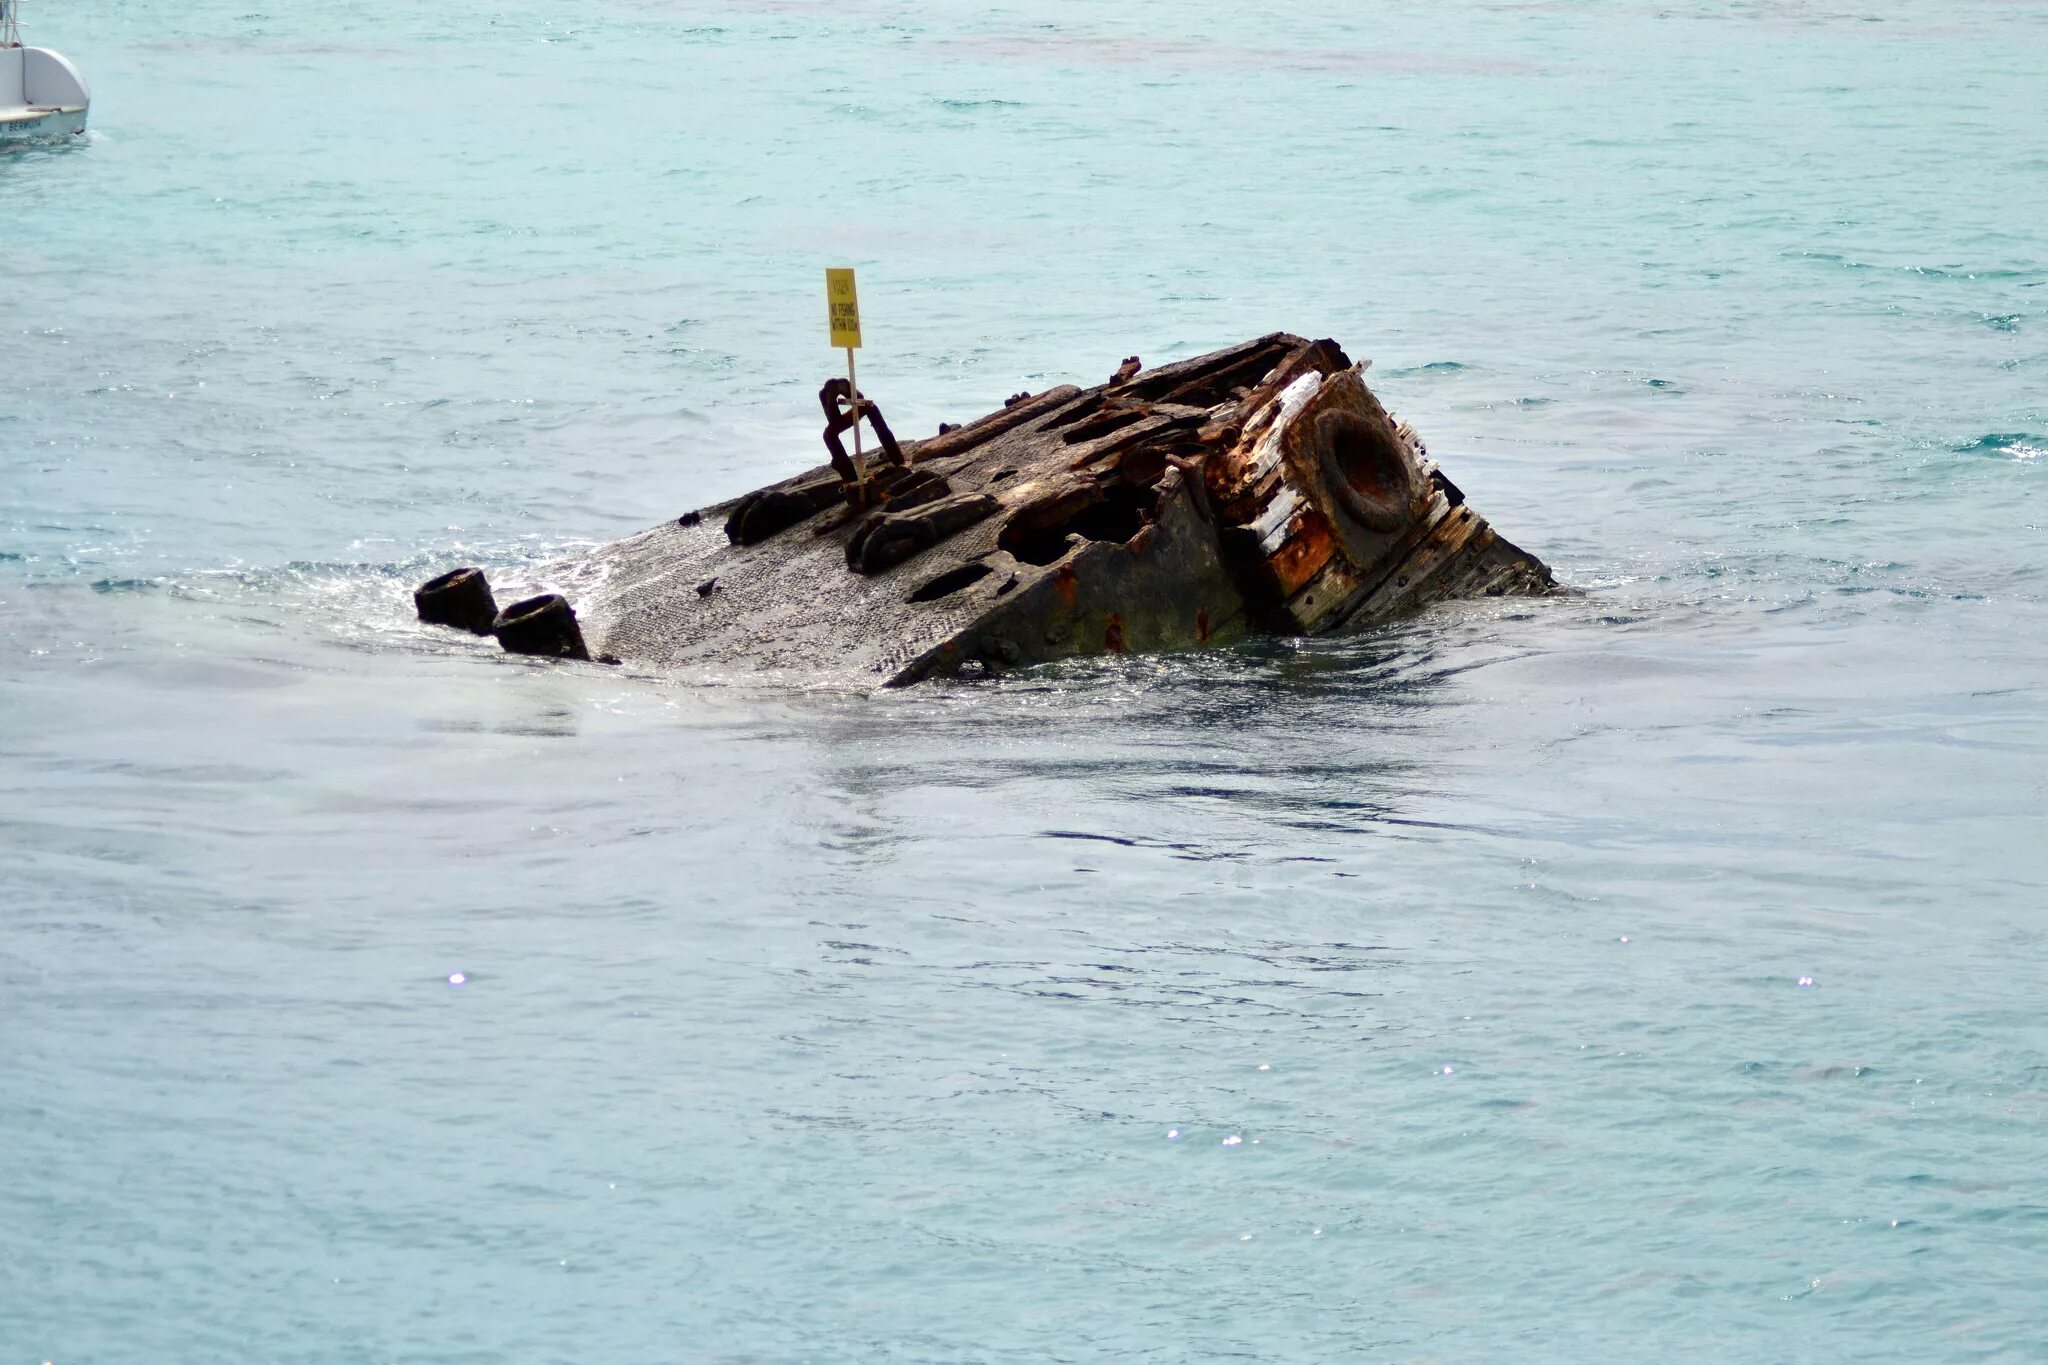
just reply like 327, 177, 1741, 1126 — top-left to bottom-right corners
826, 267, 862, 349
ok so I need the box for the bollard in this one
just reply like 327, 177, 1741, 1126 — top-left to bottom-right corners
492, 593, 591, 661
414, 567, 499, 635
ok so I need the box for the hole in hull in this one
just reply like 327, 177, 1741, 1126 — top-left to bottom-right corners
1066, 486, 1151, 544
906, 562, 994, 603
1039, 394, 1105, 431
1002, 528, 1078, 567
1059, 407, 1148, 445
997, 481, 1158, 566
1126, 339, 1301, 406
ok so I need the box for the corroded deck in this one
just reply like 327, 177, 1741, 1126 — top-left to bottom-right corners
500, 334, 1558, 684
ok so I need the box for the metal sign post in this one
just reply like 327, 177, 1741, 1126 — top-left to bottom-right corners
826, 267, 864, 489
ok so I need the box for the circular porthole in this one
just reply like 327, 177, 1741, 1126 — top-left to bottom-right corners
1315, 409, 1418, 534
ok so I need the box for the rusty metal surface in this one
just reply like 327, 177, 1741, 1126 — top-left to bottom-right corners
480, 333, 1559, 686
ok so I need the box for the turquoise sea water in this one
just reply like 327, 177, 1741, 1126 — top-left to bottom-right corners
6, 0, 2048, 1358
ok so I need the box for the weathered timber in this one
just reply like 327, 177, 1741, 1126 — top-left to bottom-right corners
433, 334, 1560, 684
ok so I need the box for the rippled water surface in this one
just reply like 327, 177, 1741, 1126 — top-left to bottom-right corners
6, 0, 2048, 1359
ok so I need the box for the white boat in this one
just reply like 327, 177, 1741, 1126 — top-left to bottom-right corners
1, 0, 90, 143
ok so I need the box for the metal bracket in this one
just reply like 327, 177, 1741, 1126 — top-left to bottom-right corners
819, 377, 906, 489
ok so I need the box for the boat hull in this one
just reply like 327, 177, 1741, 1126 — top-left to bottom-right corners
0, 103, 86, 141
429, 334, 1561, 685
1, 44, 89, 142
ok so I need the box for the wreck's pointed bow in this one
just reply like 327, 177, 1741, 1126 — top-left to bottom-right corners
1206, 350, 1557, 634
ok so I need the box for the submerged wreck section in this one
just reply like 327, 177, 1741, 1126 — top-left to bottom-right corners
428, 333, 1558, 684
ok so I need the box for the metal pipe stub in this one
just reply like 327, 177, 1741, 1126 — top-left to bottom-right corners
492, 593, 591, 661
1314, 408, 1419, 534
414, 566, 500, 634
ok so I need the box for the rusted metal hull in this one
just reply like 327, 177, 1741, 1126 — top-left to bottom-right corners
452, 333, 1559, 684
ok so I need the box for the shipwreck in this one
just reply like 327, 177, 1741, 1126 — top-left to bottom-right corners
414, 332, 1560, 684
